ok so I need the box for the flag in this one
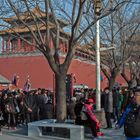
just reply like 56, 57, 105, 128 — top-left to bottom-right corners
12, 74, 19, 87
23, 75, 31, 92
73, 74, 76, 83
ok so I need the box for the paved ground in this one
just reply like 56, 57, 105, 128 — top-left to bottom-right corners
0, 125, 126, 140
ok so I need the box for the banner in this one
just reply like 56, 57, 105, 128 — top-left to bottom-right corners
23, 75, 31, 92
12, 74, 19, 87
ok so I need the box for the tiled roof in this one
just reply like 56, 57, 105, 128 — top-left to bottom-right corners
0, 75, 11, 84
3, 6, 68, 27
0, 23, 55, 34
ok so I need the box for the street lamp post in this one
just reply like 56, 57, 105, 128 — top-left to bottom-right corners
94, 0, 102, 111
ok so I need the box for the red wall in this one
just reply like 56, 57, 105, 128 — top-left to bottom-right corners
0, 55, 53, 89
0, 55, 127, 90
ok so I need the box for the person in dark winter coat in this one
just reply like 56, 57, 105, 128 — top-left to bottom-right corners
4, 92, 17, 130
43, 100, 54, 119
122, 89, 134, 111
17, 92, 26, 125
74, 98, 85, 125
67, 97, 76, 119
112, 88, 120, 122
24, 91, 36, 124
116, 87, 140, 140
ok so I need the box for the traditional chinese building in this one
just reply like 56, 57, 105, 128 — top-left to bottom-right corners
0, 7, 127, 90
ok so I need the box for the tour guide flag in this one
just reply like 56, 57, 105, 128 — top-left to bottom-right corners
23, 75, 31, 92
12, 74, 19, 87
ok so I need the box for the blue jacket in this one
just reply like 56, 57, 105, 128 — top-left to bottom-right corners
117, 104, 132, 128
117, 103, 140, 140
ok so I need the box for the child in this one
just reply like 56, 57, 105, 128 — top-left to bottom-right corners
81, 98, 103, 139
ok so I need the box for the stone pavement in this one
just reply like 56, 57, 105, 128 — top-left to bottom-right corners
0, 125, 126, 140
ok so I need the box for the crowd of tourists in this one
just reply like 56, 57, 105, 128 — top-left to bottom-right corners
69, 87, 129, 127
0, 86, 140, 140
67, 87, 140, 140
0, 88, 54, 135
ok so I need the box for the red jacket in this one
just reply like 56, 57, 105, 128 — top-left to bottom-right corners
84, 104, 100, 129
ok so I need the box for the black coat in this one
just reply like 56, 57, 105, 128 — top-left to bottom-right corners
43, 103, 54, 119
113, 90, 120, 107
24, 94, 36, 113
4, 95, 17, 114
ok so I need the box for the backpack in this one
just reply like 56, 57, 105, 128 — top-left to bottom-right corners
124, 105, 140, 137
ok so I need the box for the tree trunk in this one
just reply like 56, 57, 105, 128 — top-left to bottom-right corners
55, 73, 67, 122
108, 70, 118, 90
127, 81, 133, 89
109, 77, 116, 90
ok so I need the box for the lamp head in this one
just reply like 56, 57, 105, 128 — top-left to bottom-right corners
93, 0, 102, 16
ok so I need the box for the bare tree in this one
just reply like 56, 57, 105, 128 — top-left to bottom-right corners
99, 1, 140, 90
0, 0, 132, 121
121, 30, 140, 88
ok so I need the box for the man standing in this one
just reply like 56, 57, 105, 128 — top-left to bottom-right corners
112, 87, 120, 122
24, 91, 36, 125
103, 87, 113, 129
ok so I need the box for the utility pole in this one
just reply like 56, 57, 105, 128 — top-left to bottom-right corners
94, 0, 102, 111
